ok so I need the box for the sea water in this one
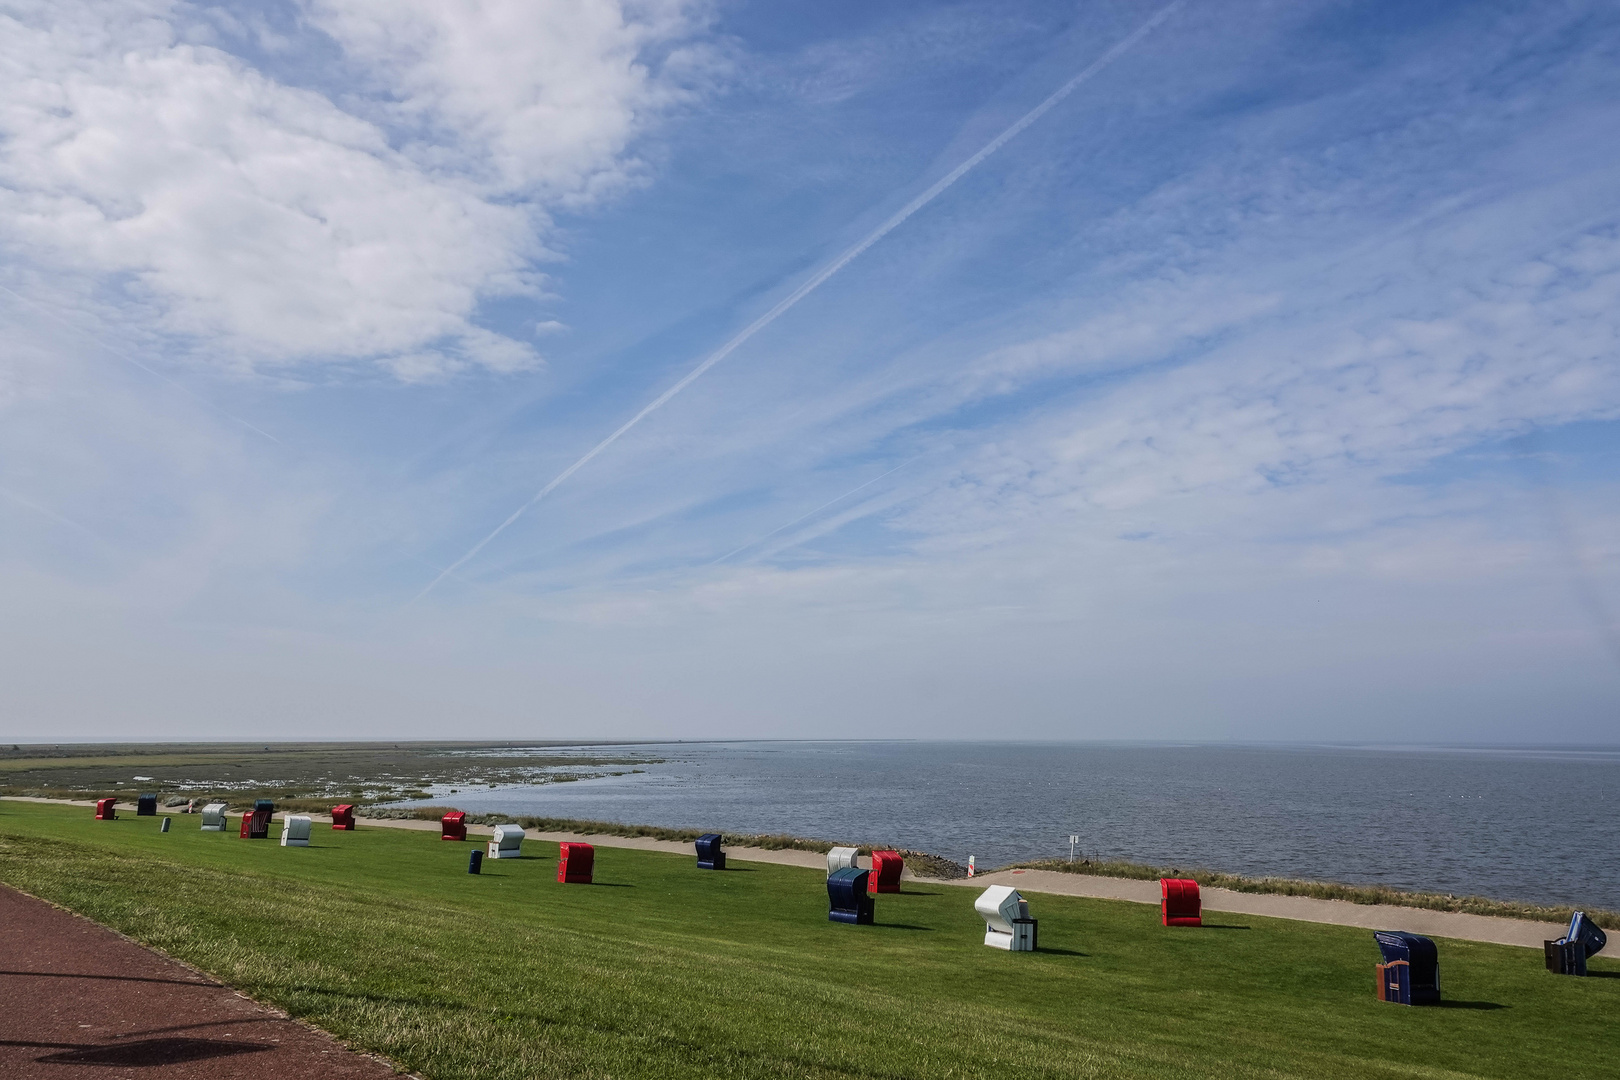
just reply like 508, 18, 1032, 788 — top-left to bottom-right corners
409, 741, 1620, 911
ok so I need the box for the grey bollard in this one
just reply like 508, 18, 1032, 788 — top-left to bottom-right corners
160, 817, 171, 833
468, 849, 482, 874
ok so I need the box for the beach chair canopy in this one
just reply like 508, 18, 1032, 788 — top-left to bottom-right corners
826, 846, 859, 876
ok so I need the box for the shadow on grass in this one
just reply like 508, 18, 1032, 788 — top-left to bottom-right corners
879, 924, 933, 931
1582, 970, 1619, 979
1437, 1000, 1507, 1011
1200, 924, 1252, 930
590, 882, 634, 888
1037, 947, 1088, 957
898, 890, 939, 896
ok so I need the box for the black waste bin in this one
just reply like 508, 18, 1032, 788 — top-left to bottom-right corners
828, 867, 874, 925
1374, 932, 1439, 1005
136, 794, 157, 816
696, 833, 726, 870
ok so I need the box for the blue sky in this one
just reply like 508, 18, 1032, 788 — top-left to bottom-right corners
1, 0, 1617, 741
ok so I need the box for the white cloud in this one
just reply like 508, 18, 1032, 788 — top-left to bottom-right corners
0, 0, 710, 379
300, 0, 716, 202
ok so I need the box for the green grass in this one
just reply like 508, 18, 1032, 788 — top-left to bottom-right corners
1, 801, 1614, 1080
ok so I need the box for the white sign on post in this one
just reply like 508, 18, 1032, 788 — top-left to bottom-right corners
1069, 835, 1080, 862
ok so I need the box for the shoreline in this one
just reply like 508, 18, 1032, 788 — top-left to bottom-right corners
5, 795, 1599, 948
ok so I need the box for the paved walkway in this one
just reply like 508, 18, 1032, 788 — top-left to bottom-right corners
12, 797, 1571, 949
0, 885, 407, 1079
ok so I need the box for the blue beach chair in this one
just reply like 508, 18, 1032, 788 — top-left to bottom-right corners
1546, 911, 1608, 976
827, 867, 874, 925
695, 833, 726, 870
1373, 931, 1440, 1005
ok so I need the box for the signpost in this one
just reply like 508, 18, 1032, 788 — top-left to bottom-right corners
1069, 835, 1079, 863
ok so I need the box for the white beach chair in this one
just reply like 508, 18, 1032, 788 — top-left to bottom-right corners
280, 814, 313, 847
975, 885, 1037, 951
827, 846, 860, 876
488, 824, 525, 859
200, 803, 229, 831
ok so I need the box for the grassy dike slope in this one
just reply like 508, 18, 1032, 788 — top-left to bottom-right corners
1, 801, 1613, 1080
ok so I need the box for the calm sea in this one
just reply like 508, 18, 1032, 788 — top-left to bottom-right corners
409, 741, 1620, 911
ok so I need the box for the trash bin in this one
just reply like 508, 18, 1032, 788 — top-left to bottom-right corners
826, 846, 859, 876
1374, 932, 1439, 1005
136, 794, 157, 817
280, 815, 313, 847
695, 833, 726, 870
558, 842, 594, 884
331, 804, 356, 831
94, 798, 117, 821
468, 849, 483, 875
827, 867, 875, 924
441, 811, 467, 841
976, 886, 1038, 951
1161, 878, 1201, 926
488, 824, 525, 859
200, 802, 229, 831
869, 850, 903, 893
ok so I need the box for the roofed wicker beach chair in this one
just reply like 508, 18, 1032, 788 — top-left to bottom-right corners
695, 833, 726, 870
488, 824, 525, 859
976, 885, 1038, 951
1374, 931, 1440, 1005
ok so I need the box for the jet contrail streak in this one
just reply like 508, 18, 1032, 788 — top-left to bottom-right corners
0, 485, 119, 550
0, 283, 282, 445
709, 456, 921, 566
414, 1, 1184, 602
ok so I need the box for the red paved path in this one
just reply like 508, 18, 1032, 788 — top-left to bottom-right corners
0, 885, 406, 1079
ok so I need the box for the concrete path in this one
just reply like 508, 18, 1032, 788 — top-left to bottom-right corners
0, 884, 407, 1079
10, 797, 1572, 949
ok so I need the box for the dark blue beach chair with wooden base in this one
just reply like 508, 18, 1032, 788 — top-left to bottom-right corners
828, 867, 874, 924
1374, 932, 1439, 1005
695, 833, 726, 870
1546, 911, 1608, 976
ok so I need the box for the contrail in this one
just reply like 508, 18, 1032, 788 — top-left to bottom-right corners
414, 1, 1184, 601
0, 283, 281, 445
709, 456, 921, 566
0, 485, 119, 550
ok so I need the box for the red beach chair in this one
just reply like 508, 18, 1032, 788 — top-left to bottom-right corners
869, 850, 904, 893
1161, 878, 1202, 926
441, 811, 467, 841
94, 798, 117, 821
558, 842, 594, 884
331, 804, 356, 831
241, 808, 271, 839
